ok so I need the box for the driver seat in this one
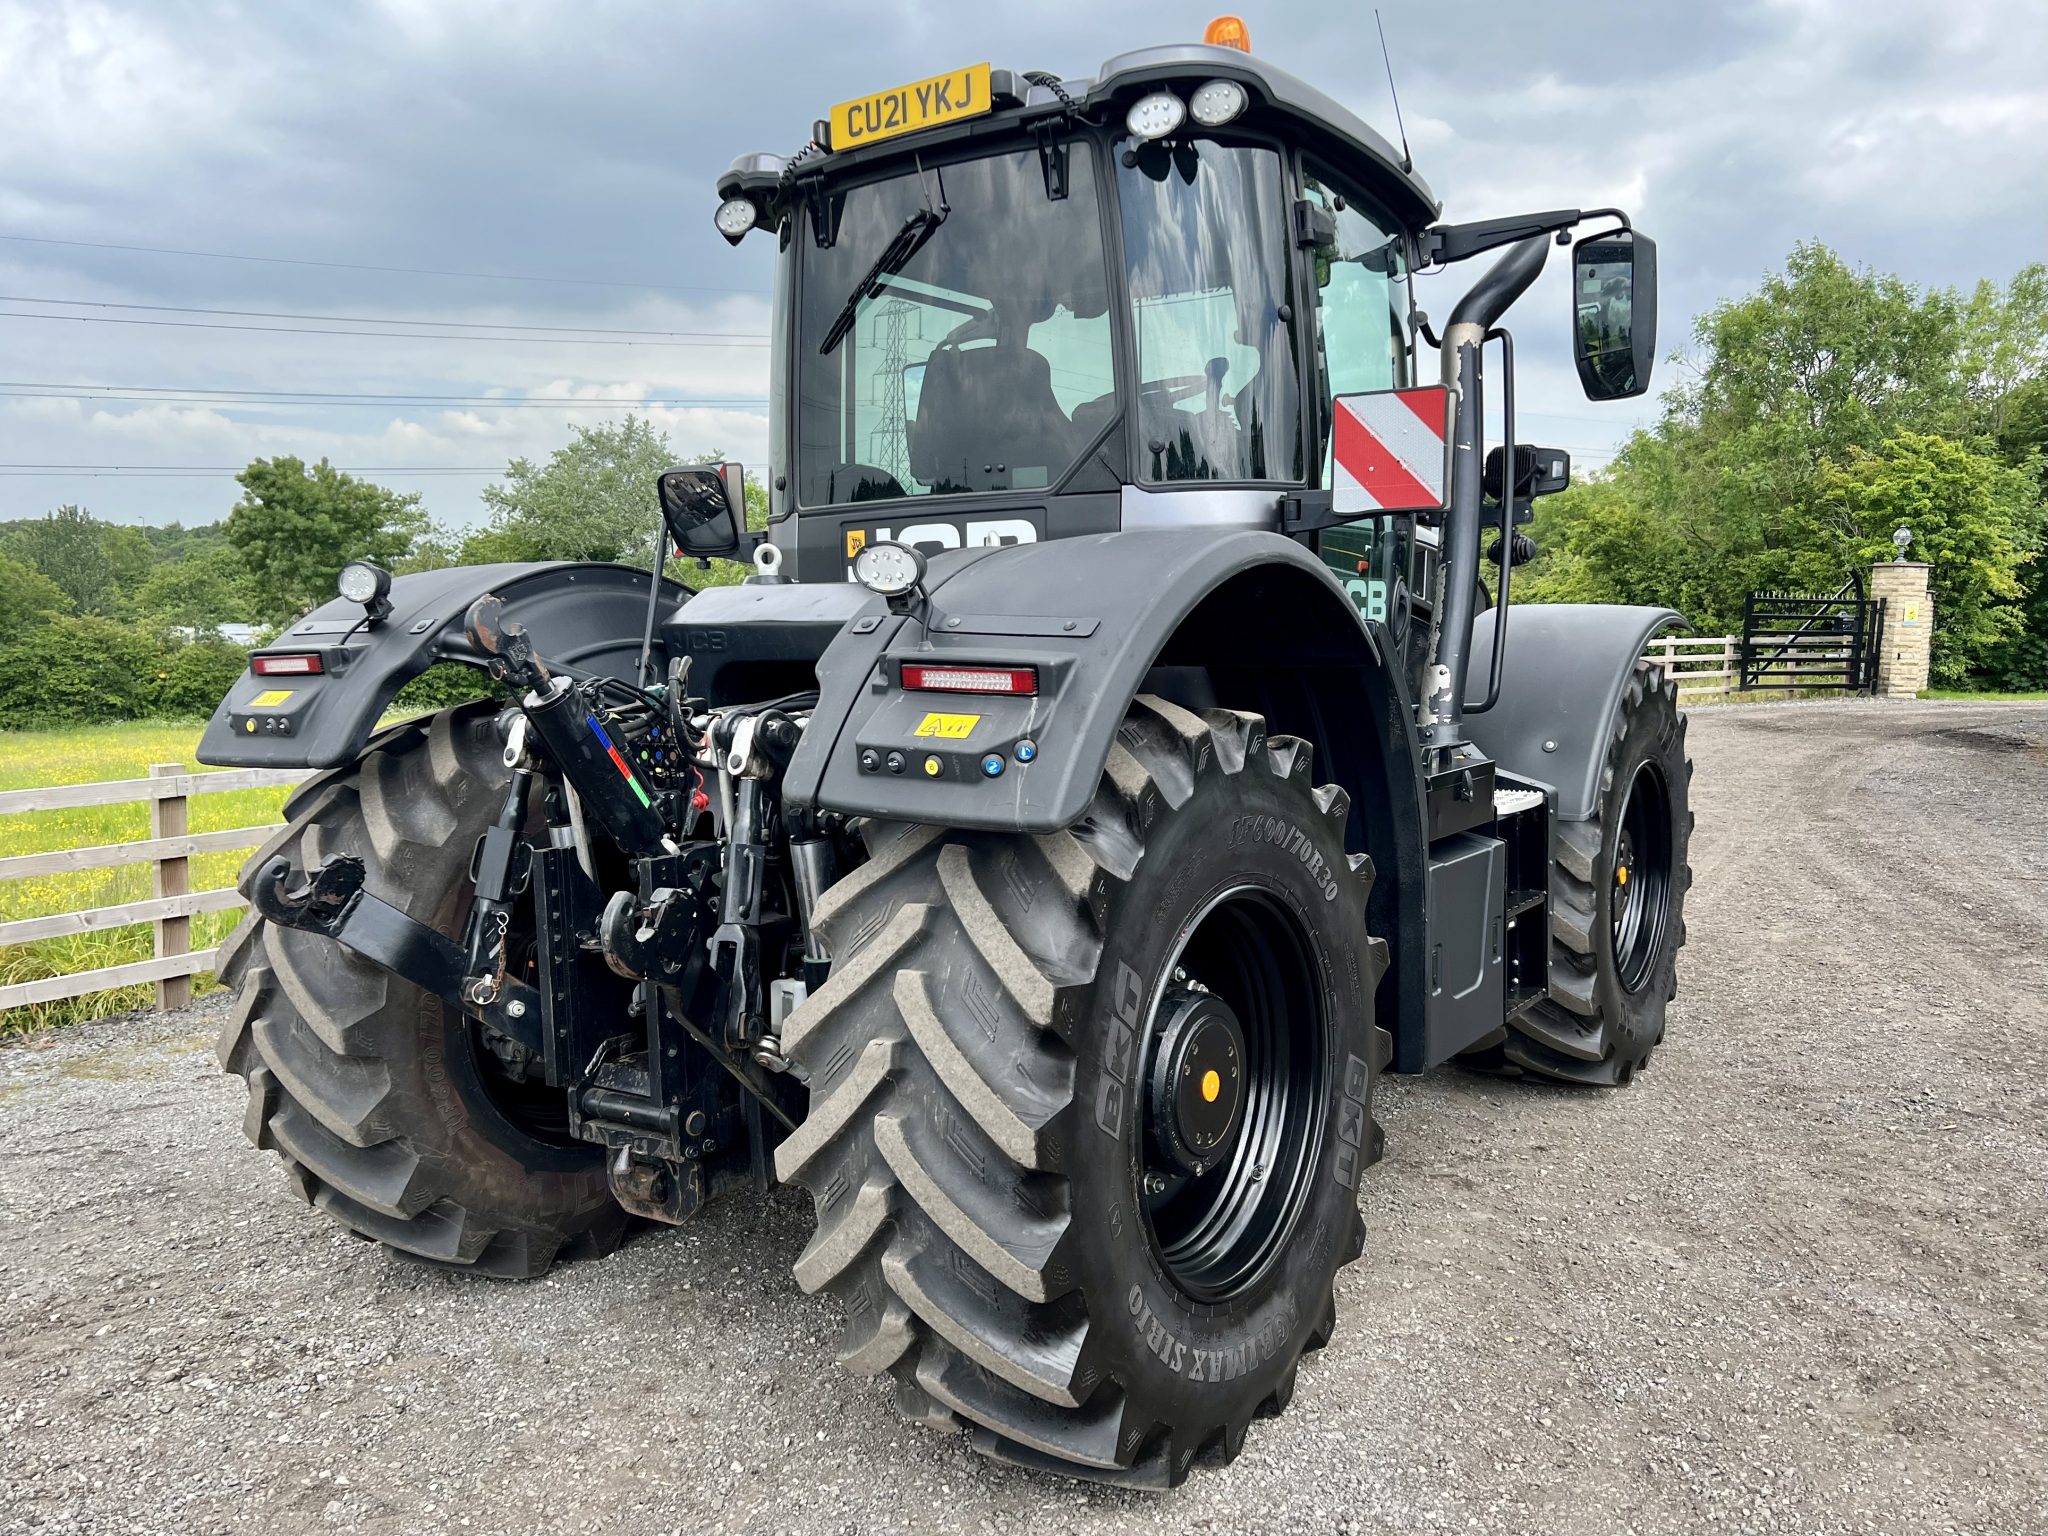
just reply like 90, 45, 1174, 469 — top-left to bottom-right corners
909, 332, 1075, 492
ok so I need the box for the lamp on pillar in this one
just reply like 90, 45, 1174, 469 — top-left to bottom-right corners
1870, 539, 1932, 699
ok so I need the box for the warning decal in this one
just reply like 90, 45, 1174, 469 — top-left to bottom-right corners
913, 712, 980, 739
1331, 386, 1450, 515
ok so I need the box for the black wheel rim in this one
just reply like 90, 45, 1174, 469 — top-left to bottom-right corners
1611, 760, 1673, 994
1137, 884, 1328, 1304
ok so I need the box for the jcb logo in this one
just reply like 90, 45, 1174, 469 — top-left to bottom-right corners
843, 518, 1037, 573
1093, 961, 1144, 1141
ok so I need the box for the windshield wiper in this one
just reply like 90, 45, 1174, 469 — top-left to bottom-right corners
817, 205, 947, 356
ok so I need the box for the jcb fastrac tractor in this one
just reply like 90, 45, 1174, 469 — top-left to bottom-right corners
203, 22, 1691, 1489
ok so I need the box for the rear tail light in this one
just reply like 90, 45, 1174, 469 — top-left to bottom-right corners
252, 653, 324, 676
900, 663, 1038, 696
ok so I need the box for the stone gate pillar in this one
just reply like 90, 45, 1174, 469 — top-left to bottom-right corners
1867, 562, 1932, 699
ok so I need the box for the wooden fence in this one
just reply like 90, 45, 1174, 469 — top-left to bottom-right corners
1644, 634, 1742, 699
0, 764, 309, 1012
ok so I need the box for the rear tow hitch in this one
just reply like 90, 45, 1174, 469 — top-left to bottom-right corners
249, 852, 546, 1056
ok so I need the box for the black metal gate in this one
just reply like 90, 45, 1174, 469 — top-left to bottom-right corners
1739, 573, 1886, 693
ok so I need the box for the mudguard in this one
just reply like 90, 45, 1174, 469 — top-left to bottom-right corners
783, 528, 1414, 833
197, 562, 685, 769
1464, 604, 1683, 821
784, 528, 1434, 1062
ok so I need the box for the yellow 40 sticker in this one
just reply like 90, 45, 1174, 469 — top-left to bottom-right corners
913, 712, 980, 739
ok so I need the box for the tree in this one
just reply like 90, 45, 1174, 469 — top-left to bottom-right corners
130, 546, 258, 633
1518, 246, 2048, 682
1810, 433, 2043, 684
0, 553, 72, 628
468, 416, 677, 564
1963, 263, 2048, 440
227, 457, 426, 623
466, 416, 768, 588
2, 505, 130, 615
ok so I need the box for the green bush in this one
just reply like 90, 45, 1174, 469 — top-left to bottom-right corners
0, 553, 72, 628
391, 661, 498, 713
159, 636, 252, 717
0, 616, 169, 728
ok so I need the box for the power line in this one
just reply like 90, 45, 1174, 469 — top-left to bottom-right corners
0, 462, 506, 470
0, 293, 766, 341
0, 383, 769, 411
0, 464, 508, 479
0, 232, 765, 297
0, 308, 768, 348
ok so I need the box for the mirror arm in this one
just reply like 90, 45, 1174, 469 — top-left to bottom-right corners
1420, 206, 1629, 269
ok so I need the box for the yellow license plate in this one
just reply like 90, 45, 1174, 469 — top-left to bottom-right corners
830, 63, 993, 151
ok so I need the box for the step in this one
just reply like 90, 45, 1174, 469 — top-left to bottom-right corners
1493, 787, 1546, 818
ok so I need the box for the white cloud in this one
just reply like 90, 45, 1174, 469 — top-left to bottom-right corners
1, 0, 2041, 526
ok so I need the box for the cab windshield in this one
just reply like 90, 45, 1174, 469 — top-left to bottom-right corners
794, 146, 1114, 506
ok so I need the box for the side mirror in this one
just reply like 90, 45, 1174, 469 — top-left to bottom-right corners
1572, 229, 1657, 401
902, 362, 927, 421
657, 463, 745, 558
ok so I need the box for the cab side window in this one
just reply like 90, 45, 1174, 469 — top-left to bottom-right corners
1302, 165, 1414, 626
1302, 163, 1412, 480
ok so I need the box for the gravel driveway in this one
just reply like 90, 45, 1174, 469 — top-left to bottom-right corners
4, 698, 2045, 1535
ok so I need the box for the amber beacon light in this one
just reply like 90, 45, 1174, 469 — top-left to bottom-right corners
1204, 15, 1252, 51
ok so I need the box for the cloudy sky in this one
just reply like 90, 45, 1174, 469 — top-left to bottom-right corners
2, 0, 2043, 531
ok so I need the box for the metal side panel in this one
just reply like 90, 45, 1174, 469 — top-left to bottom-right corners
1418, 831, 1505, 1070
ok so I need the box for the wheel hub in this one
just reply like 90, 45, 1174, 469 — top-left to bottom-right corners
1611, 762, 1673, 994
1145, 988, 1246, 1177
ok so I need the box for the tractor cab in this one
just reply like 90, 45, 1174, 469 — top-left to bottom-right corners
715, 39, 1439, 581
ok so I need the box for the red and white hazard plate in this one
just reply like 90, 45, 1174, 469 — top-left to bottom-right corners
1331, 386, 1451, 515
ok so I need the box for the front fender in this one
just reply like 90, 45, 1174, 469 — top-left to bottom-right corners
197, 562, 686, 768
1464, 604, 1683, 821
783, 529, 1394, 834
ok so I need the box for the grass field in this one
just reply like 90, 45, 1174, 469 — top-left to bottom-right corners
0, 720, 291, 1036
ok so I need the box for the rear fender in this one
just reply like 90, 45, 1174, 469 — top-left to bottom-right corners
783, 529, 1432, 1057
1464, 604, 1684, 821
197, 562, 685, 769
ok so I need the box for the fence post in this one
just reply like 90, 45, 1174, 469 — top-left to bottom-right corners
150, 763, 191, 1010
1720, 634, 1735, 697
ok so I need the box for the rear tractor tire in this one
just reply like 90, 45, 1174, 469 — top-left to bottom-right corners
216, 705, 624, 1278
1483, 659, 1694, 1085
774, 696, 1389, 1488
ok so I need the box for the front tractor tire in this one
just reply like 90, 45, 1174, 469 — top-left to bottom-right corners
775, 697, 1388, 1488
1487, 659, 1694, 1084
216, 706, 624, 1278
